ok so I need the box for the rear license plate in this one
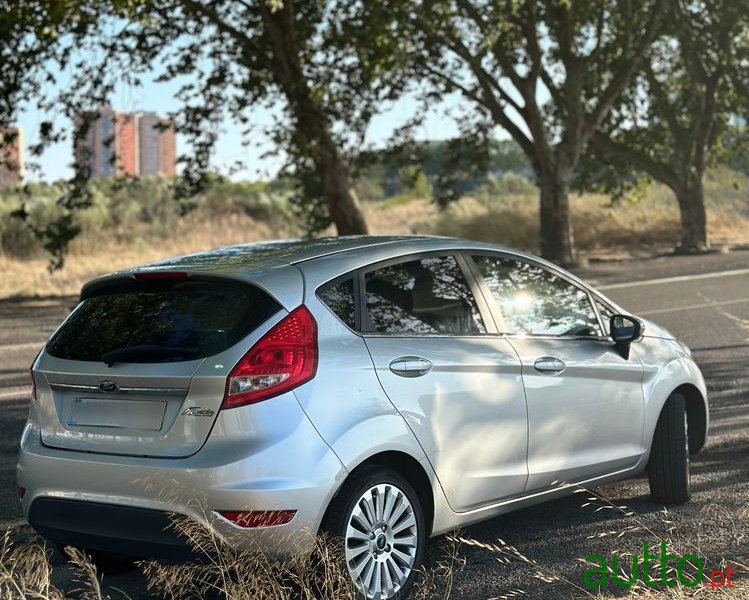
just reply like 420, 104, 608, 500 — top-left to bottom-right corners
68, 398, 166, 430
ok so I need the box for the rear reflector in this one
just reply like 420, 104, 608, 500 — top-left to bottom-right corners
217, 510, 296, 528
221, 305, 317, 409
133, 271, 189, 281
17, 486, 25, 500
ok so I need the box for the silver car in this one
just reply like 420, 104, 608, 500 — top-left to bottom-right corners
18, 236, 708, 600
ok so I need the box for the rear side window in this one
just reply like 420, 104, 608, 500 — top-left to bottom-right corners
364, 255, 486, 335
317, 277, 356, 329
47, 279, 281, 363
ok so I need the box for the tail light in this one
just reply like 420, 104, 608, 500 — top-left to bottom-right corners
221, 305, 317, 409
217, 510, 296, 528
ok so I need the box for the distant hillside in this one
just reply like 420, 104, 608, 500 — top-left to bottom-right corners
353, 138, 533, 202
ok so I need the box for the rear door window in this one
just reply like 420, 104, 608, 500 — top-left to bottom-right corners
47, 279, 281, 363
471, 254, 602, 337
363, 255, 486, 335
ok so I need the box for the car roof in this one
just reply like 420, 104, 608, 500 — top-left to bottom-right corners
93, 234, 580, 283
82, 236, 475, 301
133, 234, 550, 273
80, 234, 624, 314
138, 235, 439, 271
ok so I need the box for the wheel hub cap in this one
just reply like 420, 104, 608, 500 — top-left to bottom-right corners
344, 483, 418, 600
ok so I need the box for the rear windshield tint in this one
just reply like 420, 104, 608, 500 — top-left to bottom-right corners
47, 279, 281, 363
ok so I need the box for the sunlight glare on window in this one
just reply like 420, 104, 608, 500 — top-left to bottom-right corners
512, 291, 533, 311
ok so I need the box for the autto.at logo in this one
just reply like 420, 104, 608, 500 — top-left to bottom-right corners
583, 540, 737, 590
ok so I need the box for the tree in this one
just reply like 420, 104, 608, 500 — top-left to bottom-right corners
382, 0, 666, 264
179, 0, 369, 235
583, 0, 749, 252
2, 0, 413, 265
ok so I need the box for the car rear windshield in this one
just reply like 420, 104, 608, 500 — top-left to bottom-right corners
47, 278, 281, 363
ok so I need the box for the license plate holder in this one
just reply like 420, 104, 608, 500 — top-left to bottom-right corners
68, 398, 166, 431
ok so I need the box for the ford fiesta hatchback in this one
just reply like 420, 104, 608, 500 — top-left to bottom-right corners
18, 236, 708, 600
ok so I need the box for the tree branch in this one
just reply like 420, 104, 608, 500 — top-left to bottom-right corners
590, 131, 681, 190
642, 62, 686, 148
178, 0, 260, 55
586, 0, 665, 138
429, 58, 537, 166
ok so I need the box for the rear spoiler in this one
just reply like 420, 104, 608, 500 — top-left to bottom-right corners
81, 271, 242, 300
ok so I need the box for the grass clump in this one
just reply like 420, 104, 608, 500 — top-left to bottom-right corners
1, 486, 747, 600
0, 529, 121, 600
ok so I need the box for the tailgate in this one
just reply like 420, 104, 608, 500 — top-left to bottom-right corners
38, 356, 214, 457
34, 273, 282, 458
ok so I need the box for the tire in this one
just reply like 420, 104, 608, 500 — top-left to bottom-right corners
648, 393, 691, 504
324, 465, 426, 600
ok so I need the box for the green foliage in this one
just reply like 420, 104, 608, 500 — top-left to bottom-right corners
473, 172, 537, 201
2, 0, 404, 265
0, 177, 291, 260
360, 0, 669, 262
722, 124, 749, 177
579, 1, 749, 198
399, 165, 432, 200
355, 137, 532, 205
3, 0, 745, 264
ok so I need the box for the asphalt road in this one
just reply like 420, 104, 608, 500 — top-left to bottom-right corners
0, 250, 747, 598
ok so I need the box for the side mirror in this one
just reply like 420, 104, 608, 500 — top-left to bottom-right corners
610, 314, 643, 359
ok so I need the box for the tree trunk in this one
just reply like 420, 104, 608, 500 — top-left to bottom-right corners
261, 1, 368, 236
674, 175, 709, 253
305, 130, 369, 235
539, 166, 575, 265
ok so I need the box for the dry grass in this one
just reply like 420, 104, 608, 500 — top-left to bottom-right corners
0, 198, 437, 298
412, 192, 749, 256
2, 172, 747, 298
2, 479, 746, 600
0, 528, 119, 599
133, 478, 463, 600
140, 522, 356, 600
452, 482, 749, 599
1, 511, 746, 600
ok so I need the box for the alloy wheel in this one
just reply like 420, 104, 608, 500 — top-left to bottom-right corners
344, 483, 419, 599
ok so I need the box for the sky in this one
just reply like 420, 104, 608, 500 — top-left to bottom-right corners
16, 71, 464, 183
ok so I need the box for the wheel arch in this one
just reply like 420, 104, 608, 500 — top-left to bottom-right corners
321, 450, 435, 537
648, 383, 707, 456
673, 383, 708, 454
639, 340, 709, 460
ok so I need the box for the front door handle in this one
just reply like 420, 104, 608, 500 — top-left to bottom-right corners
389, 356, 433, 378
534, 356, 566, 374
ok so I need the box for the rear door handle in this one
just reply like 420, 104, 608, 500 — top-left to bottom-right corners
389, 356, 433, 378
534, 356, 566, 374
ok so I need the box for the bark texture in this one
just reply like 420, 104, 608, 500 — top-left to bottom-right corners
261, 1, 368, 235
539, 165, 575, 265
674, 177, 709, 252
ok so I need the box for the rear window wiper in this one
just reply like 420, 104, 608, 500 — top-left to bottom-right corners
101, 345, 202, 366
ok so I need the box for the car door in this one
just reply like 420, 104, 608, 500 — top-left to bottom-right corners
361, 253, 529, 512
467, 253, 646, 492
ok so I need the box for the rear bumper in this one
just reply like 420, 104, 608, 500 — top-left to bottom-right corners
30, 498, 196, 560
17, 394, 347, 556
